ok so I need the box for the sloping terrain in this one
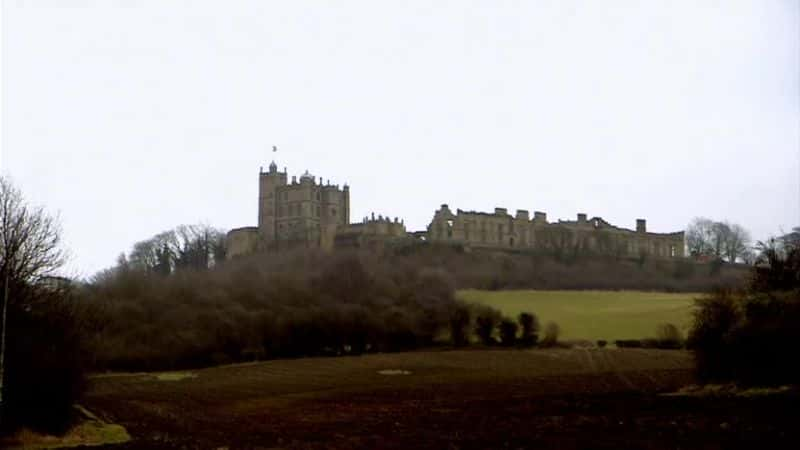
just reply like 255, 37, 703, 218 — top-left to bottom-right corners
461, 289, 697, 341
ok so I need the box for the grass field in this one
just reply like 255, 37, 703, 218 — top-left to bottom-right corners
459, 290, 700, 342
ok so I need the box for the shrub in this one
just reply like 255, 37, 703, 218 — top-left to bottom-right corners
498, 319, 518, 347
474, 307, 502, 346
540, 321, 560, 347
449, 304, 471, 347
655, 323, 684, 349
614, 339, 642, 348
688, 240, 800, 385
517, 312, 540, 347
2, 285, 91, 433
596, 339, 607, 348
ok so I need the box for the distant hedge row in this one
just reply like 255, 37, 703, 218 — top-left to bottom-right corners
79, 250, 555, 372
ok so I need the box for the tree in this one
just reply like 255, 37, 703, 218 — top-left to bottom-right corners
721, 223, 751, 263
517, 312, 540, 347
0, 178, 66, 286
126, 224, 227, 275
474, 307, 501, 345
686, 217, 751, 262
0, 177, 84, 432
686, 217, 716, 258
498, 319, 518, 346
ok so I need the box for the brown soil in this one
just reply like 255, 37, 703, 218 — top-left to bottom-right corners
84, 348, 799, 449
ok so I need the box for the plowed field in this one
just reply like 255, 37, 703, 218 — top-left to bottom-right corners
85, 349, 798, 449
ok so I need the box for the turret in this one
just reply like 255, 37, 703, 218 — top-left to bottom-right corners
258, 161, 287, 244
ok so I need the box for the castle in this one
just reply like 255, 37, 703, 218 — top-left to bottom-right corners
227, 160, 685, 259
226, 160, 408, 257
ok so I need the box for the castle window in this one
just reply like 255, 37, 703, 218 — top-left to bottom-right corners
331, 207, 337, 217
594, 219, 599, 228
316, 205, 320, 217
670, 245, 676, 257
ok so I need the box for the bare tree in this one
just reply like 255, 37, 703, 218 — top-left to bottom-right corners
0, 178, 66, 285
686, 217, 716, 257
686, 217, 751, 262
710, 221, 729, 258
125, 224, 226, 275
721, 223, 751, 263
0, 177, 67, 425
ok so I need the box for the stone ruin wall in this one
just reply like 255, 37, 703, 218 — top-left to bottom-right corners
426, 204, 685, 258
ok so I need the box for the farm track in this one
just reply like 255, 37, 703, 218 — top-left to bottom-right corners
85, 348, 799, 449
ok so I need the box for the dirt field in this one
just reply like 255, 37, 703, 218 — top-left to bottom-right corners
83, 348, 799, 449
460, 290, 697, 341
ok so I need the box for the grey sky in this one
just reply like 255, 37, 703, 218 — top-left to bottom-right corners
1, 1, 798, 277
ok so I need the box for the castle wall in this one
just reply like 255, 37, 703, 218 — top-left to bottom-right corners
427, 205, 685, 258
226, 227, 260, 259
334, 217, 408, 250
233, 162, 687, 261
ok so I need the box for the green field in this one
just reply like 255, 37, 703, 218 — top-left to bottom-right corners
459, 290, 700, 342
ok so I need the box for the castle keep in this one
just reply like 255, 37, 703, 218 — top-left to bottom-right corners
227, 161, 407, 257
227, 160, 685, 259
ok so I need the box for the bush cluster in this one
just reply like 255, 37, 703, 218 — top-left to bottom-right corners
688, 239, 800, 385
80, 250, 551, 371
81, 251, 464, 370
1, 282, 96, 433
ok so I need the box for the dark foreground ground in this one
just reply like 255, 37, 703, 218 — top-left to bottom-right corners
85, 348, 799, 449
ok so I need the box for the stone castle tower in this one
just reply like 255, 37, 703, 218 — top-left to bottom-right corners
227, 160, 350, 257
258, 160, 349, 249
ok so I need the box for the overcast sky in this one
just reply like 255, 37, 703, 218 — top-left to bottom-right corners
1, 1, 798, 277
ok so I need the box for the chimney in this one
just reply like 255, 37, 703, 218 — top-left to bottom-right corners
516, 209, 530, 221
534, 211, 547, 224
636, 219, 646, 233
494, 207, 508, 215
577, 213, 587, 224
